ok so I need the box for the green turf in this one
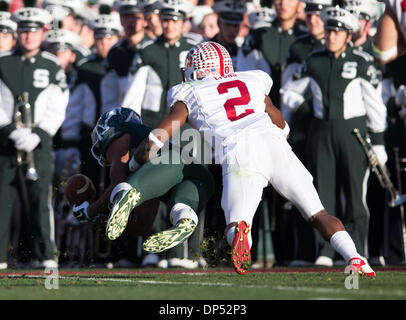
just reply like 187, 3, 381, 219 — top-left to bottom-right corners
0, 267, 405, 300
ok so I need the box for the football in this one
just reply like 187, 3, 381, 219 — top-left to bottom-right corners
64, 174, 96, 206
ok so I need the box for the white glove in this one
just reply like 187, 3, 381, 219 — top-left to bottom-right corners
14, 133, 40, 152
9, 128, 31, 142
371, 145, 388, 166
395, 84, 406, 107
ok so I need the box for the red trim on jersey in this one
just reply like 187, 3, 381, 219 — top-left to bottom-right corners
210, 42, 224, 76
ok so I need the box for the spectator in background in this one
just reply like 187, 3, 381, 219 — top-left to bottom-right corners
211, 0, 247, 70
0, 8, 69, 269
121, 0, 204, 269
200, 11, 219, 39
41, 0, 98, 51
141, 0, 163, 39
344, 0, 383, 54
0, 12, 17, 52
279, 0, 332, 266
101, 0, 148, 114
239, 0, 305, 106
281, 6, 387, 266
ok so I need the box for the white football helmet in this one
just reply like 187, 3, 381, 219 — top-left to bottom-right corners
182, 41, 234, 82
321, 6, 360, 33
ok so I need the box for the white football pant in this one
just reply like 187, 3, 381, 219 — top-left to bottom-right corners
221, 118, 324, 227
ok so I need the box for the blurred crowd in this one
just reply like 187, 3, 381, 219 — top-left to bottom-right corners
0, 0, 405, 270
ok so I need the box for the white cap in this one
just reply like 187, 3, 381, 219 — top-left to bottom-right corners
248, 6, 276, 29
159, 0, 195, 20
88, 13, 123, 37
43, 28, 82, 51
41, 0, 98, 21
11, 7, 52, 31
212, 0, 247, 24
343, 0, 383, 22
0, 11, 17, 33
302, 0, 333, 14
321, 6, 360, 33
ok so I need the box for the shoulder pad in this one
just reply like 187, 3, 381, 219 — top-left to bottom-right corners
352, 48, 374, 62
40, 51, 61, 65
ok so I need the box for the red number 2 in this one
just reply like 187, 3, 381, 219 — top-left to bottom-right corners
217, 80, 253, 122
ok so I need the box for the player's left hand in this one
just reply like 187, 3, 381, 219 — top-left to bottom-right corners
131, 138, 160, 165
72, 201, 92, 223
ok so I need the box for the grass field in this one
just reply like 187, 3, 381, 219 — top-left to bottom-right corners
0, 266, 405, 301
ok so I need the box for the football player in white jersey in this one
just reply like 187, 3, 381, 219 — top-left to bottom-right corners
130, 41, 376, 276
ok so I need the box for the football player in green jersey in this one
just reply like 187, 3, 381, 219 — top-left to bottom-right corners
72, 107, 214, 254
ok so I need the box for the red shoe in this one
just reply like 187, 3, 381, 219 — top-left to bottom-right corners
347, 257, 376, 277
231, 221, 251, 275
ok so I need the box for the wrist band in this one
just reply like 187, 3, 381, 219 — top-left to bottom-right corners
148, 132, 164, 148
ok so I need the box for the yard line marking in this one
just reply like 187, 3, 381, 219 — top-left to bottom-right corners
7, 274, 406, 297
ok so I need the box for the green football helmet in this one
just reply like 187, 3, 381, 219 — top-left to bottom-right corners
91, 107, 142, 166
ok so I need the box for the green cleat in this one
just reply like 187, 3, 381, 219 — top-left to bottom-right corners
106, 188, 141, 240
143, 218, 197, 253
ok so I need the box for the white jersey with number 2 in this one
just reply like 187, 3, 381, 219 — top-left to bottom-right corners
167, 70, 273, 143
167, 69, 325, 225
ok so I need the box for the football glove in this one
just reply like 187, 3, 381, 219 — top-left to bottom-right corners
14, 133, 40, 152
72, 201, 92, 223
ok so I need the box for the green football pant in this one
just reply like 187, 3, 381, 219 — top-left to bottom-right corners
126, 149, 214, 217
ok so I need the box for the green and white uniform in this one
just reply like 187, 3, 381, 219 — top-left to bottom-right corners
237, 19, 306, 106
0, 49, 68, 263
101, 37, 149, 114
282, 45, 387, 258
93, 110, 214, 220
121, 36, 198, 127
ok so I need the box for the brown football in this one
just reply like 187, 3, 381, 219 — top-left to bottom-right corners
64, 174, 96, 206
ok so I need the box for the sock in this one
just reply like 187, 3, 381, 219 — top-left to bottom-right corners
109, 182, 132, 203
226, 225, 253, 249
169, 203, 198, 226
329, 231, 360, 263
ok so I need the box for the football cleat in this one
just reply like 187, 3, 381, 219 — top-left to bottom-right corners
143, 218, 196, 253
106, 188, 141, 240
347, 257, 376, 277
231, 221, 251, 275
